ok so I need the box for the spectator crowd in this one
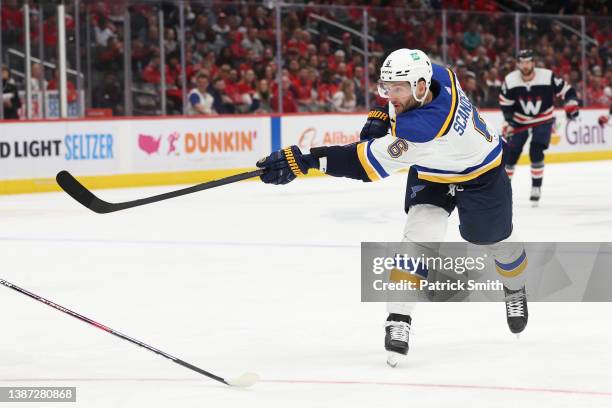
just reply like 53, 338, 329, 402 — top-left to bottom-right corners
1, 0, 610, 118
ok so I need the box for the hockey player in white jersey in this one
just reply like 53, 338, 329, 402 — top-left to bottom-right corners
499, 49, 580, 206
257, 49, 529, 366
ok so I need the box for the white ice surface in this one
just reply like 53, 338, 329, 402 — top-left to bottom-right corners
1, 161, 611, 407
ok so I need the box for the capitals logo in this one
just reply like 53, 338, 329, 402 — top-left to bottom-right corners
518, 97, 543, 116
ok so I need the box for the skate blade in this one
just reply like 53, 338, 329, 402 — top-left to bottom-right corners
530, 200, 539, 207
386, 352, 405, 368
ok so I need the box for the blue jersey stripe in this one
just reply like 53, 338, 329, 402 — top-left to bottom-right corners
366, 139, 390, 178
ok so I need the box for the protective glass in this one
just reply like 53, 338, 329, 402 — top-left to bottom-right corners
377, 80, 412, 99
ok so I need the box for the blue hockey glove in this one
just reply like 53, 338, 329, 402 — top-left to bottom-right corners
256, 145, 319, 185
360, 106, 390, 141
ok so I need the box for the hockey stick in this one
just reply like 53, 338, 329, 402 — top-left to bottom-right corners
510, 119, 555, 134
56, 169, 264, 214
0, 278, 258, 388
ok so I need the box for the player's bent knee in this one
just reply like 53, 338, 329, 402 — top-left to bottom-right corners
529, 143, 546, 163
403, 204, 448, 242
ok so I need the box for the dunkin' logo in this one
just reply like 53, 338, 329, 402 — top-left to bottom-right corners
184, 131, 257, 154
138, 132, 182, 155
138, 134, 161, 154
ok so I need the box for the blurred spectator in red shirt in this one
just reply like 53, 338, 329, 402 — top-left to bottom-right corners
141, 54, 174, 85
294, 68, 315, 112
48, 69, 77, 103
271, 76, 297, 113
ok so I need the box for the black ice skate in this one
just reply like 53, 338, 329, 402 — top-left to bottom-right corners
385, 314, 411, 367
530, 186, 541, 207
503, 286, 528, 335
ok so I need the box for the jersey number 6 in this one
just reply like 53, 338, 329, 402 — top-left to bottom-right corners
388, 138, 410, 158
473, 109, 493, 142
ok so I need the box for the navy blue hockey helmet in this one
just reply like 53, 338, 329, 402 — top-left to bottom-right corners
518, 49, 534, 61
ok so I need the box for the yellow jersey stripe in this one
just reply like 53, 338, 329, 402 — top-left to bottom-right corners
356, 142, 381, 181
435, 68, 458, 139
417, 153, 502, 183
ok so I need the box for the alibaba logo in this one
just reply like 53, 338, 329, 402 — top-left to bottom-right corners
298, 127, 319, 149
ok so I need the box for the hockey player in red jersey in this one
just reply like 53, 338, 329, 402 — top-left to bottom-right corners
499, 49, 580, 206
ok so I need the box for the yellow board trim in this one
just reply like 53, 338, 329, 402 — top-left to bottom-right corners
390, 268, 423, 285
496, 259, 528, 278
517, 150, 612, 164
356, 142, 381, 181
434, 68, 458, 139
417, 154, 503, 183
2, 151, 612, 195
0, 168, 257, 195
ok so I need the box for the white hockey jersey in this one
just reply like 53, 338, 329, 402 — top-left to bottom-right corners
356, 64, 501, 184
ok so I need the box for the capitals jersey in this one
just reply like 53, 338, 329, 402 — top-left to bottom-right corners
499, 68, 577, 127
323, 63, 501, 184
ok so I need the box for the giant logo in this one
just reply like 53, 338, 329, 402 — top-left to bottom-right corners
565, 117, 607, 146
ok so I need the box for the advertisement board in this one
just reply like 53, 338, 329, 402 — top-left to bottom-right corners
0, 109, 609, 194
281, 114, 361, 151
480, 109, 611, 157
282, 110, 611, 163
0, 120, 120, 180
131, 117, 270, 172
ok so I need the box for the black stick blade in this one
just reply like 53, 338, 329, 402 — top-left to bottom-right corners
56, 169, 265, 215
56, 171, 113, 214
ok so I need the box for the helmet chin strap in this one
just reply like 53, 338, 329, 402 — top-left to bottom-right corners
412, 83, 430, 106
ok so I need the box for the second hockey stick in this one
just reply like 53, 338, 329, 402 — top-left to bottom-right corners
56, 169, 264, 214
0, 278, 258, 388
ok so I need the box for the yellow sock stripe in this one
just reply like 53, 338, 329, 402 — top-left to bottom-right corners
496, 258, 528, 278
356, 143, 380, 181
283, 147, 304, 176
390, 268, 423, 285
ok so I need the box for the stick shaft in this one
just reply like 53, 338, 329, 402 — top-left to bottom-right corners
0, 278, 226, 384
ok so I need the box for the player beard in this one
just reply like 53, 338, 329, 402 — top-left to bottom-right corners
393, 99, 417, 114
520, 66, 534, 77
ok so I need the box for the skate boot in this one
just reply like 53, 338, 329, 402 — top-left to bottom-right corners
504, 286, 528, 335
385, 313, 411, 367
530, 186, 541, 207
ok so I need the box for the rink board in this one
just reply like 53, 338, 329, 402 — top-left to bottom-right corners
0, 109, 609, 194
